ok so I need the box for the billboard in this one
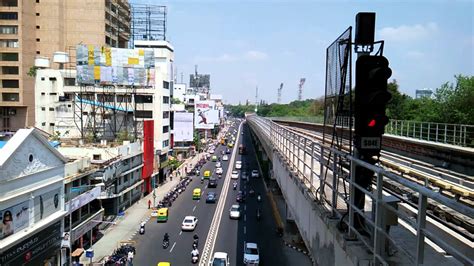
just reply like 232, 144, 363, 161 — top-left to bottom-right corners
174, 112, 194, 142
189, 74, 210, 88
76, 45, 155, 86
0, 200, 30, 240
195, 101, 219, 129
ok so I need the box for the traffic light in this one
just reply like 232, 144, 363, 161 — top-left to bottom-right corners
354, 55, 392, 157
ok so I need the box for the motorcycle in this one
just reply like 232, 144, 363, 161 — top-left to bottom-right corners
257, 195, 261, 202
256, 209, 261, 221
233, 182, 237, 190
191, 252, 199, 264
139, 224, 145, 235
162, 239, 170, 249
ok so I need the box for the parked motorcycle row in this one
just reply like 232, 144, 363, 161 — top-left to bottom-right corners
156, 176, 192, 209
104, 244, 136, 265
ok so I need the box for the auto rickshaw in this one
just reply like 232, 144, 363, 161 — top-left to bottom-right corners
211, 155, 218, 162
204, 170, 211, 179
157, 262, 171, 266
156, 208, 169, 222
193, 188, 202, 200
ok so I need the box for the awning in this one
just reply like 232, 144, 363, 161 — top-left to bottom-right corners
71, 248, 84, 257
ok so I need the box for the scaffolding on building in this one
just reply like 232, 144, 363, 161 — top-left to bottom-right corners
130, 3, 167, 46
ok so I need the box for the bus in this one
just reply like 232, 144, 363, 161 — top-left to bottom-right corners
239, 144, 246, 155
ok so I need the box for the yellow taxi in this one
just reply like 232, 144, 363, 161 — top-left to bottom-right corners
193, 188, 201, 200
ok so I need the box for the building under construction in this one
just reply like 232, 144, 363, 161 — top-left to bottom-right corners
131, 4, 167, 45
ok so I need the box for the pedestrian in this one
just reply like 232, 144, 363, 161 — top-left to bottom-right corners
170, 173, 173, 181
128, 250, 134, 265
148, 199, 151, 209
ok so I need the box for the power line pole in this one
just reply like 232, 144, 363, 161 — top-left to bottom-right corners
298, 78, 306, 101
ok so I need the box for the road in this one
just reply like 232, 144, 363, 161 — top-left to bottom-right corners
133, 120, 311, 265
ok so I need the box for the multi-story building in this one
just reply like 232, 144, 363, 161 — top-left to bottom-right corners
172, 83, 186, 103
58, 141, 145, 216
0, 128, 67, 265
62, 157, 104, 265
415, 88, 433, 99
0, 0, 131, 132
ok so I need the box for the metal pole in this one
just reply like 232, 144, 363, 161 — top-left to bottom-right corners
416, 194, 428, 264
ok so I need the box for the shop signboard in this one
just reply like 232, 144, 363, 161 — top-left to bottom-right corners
66, 186, 101, 213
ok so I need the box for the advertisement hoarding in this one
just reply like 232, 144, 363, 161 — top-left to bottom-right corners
0, 201, 30, 240
194, 101, 219, 129
174, 112, 194, 142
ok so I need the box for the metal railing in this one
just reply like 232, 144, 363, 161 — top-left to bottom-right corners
386, 120, 474, 147
247, 115, 473, 265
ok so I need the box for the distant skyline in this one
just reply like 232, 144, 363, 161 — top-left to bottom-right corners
135, 0, 473, 104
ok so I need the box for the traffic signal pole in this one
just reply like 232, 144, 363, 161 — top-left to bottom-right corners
352, 13, 392, 235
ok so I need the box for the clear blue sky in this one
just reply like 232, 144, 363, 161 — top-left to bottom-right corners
135, 0, 473, 104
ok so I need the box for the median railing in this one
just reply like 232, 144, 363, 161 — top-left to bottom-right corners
247, 115, 473, 265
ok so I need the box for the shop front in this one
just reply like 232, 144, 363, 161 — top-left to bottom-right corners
0, 221, 61, 266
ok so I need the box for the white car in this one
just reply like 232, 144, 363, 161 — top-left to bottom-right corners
216, 167, 223, 175
216, 162, 222, 168
209, 149, 215, 154
251, 170, 259, 178
210, 252, 230, 266
235, 161, 242, 169
181, 216, 198, 231
222, 155, 229, 161
243, 242, 260, 265
229, 204, 240, 219
231, 170, 239, 179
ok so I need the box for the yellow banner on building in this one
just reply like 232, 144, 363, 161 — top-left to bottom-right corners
94, 66, 101, 80
88, 45, 95, 65
128, 57, 139, 65
105, 47, 112, 66
139, 49, 145, 56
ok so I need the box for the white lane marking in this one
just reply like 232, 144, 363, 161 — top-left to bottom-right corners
201, 122, 243, 266
193, 205, 197, 212
244, 205, 246, 211
170, 242, 176, 253
244, 214, 246, 222
179, 231, 182, 236
244, 226, 246, 235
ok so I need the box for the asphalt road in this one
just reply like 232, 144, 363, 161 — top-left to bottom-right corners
133, 120, 309, 265
133, 123, 238, 265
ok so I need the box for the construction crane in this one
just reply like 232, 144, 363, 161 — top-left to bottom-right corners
277, 82, 284, 103
298, 78, 306, 101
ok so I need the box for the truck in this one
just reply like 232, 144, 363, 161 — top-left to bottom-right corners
239, 144, 246, 155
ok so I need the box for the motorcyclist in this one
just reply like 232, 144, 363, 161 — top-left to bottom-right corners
191, 248, 199, 257
233, 181, 237, 190
193, 234, 199, 241
164, 233, 170, 242
201, 176, 204, 183
257, 193, 261, 202
256, 208, 261, 220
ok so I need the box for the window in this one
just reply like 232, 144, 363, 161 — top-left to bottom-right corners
93, 154, 101, 160
117, 95, 131, 102
2, 80, 19, 88
36, 38, 40, 42
0, 0, 18, 7
49, 107, 54, 111
0, 40, 18, 48
41, 107, 45, 111
36, 13, 40, 16
36, 25, 40, 29
163, 96, 169, 104
135, 95, 153, 103
0, 26, 18, 34
36, 51, 40, 55
0, 12, 18, 20
41, 122, 45, 126
135, 110, 153, 118
0, 53, 18, 61
162, 126, 169, 133
1, 66, 18, 75
64, 78, 75, 86
163, 81, 170, 89
162, 111, 169, 119
49, 123, 55, 126
2, 93, 19, 101
162, 139, 169, 148
49, 92, 57, 95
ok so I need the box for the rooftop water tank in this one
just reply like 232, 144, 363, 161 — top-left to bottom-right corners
53, 52, 69, 63
34, 57, 50, 68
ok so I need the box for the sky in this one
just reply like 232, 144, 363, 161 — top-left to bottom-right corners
134, 0, 473, 104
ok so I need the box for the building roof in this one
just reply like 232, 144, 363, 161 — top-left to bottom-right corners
0, 128, 68, 167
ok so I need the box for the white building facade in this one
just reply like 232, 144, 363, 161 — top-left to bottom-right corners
0, 128, 67, 265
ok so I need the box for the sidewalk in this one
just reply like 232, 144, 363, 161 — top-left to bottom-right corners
80, 153, 204, 264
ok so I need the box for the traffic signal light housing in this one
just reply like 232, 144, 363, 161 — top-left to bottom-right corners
354, 55, 392, 157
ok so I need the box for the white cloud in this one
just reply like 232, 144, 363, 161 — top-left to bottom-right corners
379, 22, 438, 42
244, 50, 268, 61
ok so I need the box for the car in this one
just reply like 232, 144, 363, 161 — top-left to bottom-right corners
216, 162, 222, 168
241, 171, 249, 180
251, 170, 259, 178
222, 155, 229, 161
229, 204, 240, 219
210, 252, 230, 266
236, 191, 245, 203
181, 216, 198, 231
221, 150, 225, 155
231, 170, 239, 179
206, 192, 218, 203
235, 161, 242, 169
208, 177, 218, 188
243, 242, 260, 265
216, 167, 223, 175
226, 149, 231, 154
209, 149, 215, 154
